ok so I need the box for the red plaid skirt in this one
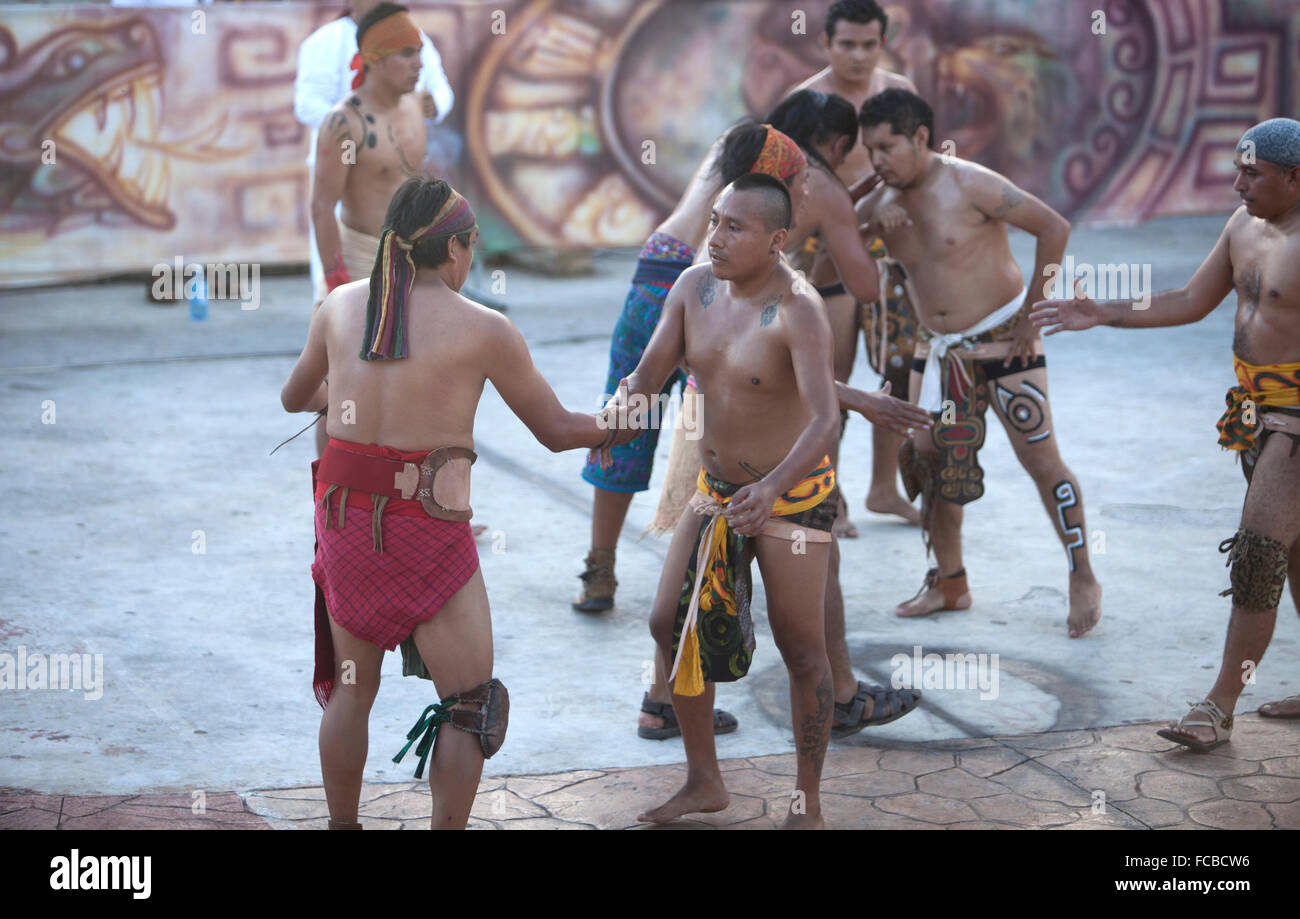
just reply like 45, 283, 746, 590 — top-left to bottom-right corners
310, 444, 479, 707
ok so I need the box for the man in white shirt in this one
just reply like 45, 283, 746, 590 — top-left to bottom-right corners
295, 0, 455, 301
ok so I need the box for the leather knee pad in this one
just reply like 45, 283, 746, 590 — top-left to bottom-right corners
443, 678, 510, 758
1219, 528, 1288, 612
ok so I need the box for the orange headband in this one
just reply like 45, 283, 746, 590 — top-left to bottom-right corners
750, 125, 807, 182
349, 12, 421, 89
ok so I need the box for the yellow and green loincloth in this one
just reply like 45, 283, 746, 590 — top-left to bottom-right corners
1216, 354, 1300, 481
669, 458, 837, 697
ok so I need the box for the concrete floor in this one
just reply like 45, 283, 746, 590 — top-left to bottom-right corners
2, 214, 1296, 797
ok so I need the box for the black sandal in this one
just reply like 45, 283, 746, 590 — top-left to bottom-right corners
638, 693, 739, 740
832, 681, 922, 739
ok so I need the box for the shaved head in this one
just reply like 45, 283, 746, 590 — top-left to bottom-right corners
1238, 117, 1300, 171
726, 173, 792, 231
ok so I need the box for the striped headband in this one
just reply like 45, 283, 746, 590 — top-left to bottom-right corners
349, 11, 422, 90
360, 190, 477, 361
750, 125, 807, 183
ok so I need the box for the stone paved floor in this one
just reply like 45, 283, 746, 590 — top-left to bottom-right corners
4, 715, 1297, 830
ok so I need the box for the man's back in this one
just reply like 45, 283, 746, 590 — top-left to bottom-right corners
321, 277, 503, 451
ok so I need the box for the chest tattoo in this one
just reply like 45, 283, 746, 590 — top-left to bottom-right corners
388, 123, 420, 175
759, 295, 780, 327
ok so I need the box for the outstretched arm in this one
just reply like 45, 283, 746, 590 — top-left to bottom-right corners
487, 318, 607, 453
836, 380, 933, 435
622, 271, 690, 402
1031, 214, 1235, 334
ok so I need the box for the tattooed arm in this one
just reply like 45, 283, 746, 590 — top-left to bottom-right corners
311, 103, 364, 292
968, 165, 1070, 307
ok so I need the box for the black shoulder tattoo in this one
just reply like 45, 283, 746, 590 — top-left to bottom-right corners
993, 186, 1023, 219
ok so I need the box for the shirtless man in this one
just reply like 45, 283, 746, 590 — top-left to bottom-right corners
786, 0, 919, 530
616, 174, 846, 828
767, 88, 928, 735
281, 178, 621, 829
309, 3, 427, 453
1032, 118, 1300, 748
573, 123, 809, 741
857, 89, 1103, 638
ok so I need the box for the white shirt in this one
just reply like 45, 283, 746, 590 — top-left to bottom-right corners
294, 15, 455, 167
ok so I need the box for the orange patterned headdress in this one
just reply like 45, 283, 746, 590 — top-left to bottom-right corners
349, 10, 421, 90
750, 125, 807, 183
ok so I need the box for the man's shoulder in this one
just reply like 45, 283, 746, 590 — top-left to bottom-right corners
787, 68, 833, 96
1225, 204, 1253, 233
945, 156, 1009, 195
808, 163, 850, 203
878, 69, 916, 93
322, 96, 363, 129
781, 271, 826, 315
676, 262, 714, 291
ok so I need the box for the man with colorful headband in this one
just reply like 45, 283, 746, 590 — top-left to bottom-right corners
603, 173, 842, 828
1032, 117, 1300, 750
858, 89, 1104, 638
294, 0, 455, 308
571, 121, 808, 743
282, 178, 630, 829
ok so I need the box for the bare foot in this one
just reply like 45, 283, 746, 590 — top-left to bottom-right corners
781, 812, 825, 830
1067, 575, 1102, 638
865, 490, 921, 525
1259, 696, 1300, 717
895, 584, 971, 618
637, 778, 729, 824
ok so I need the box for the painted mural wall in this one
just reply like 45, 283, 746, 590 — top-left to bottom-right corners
0, 0, 1295, 286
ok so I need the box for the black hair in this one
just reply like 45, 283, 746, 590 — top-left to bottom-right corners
859, 88, 935, 150
727, 172, 793, 231
825, 0, 888, 40
382, 177, 473, 268
714, 120, 804, 189
357, 3, 410, 44
766, 89, 857, 174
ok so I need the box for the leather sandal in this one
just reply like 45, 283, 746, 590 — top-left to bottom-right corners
1156, 699, 1233, 752
832, 681, 923, 739
638, 693, 738, 740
